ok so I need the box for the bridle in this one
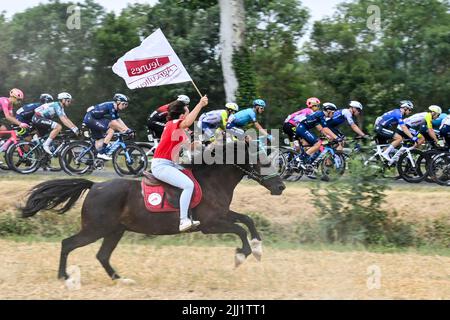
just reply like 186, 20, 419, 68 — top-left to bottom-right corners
232, 163, 279, 183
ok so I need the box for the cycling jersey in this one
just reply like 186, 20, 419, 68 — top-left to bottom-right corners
440, 115, 450, 129
226, 108, 256, 128
299, 111, 327, 130
89, 102, 119, 120
284, 108, 313, 126
34, 102, 66, 119
432, 113, 447, 129
376, 109, 404, 128
16, 102, 41, 123
198, 109, 228, 129
0, 97, 13, 119
402, 112, 432, 129
326, 109, 355, 128
148, 104, 169, 123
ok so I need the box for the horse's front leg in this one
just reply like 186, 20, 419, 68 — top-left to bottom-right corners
200, 220, 252, 268
227, 210, 263, 261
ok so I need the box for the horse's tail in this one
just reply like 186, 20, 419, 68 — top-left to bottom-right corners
21, 179, 94, 218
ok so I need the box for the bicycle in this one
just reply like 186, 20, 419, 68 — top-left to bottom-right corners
0, 126, 26, 171
363, 138, 423, 182
278, 138, 346, 181
6, 130, 76, 174
59, 130, 148, 177
135, 128, 160, 162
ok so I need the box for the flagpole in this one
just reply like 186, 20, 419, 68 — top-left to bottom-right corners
191, 80, 203, 98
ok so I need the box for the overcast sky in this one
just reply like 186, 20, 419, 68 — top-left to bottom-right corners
0, 0, 343, 21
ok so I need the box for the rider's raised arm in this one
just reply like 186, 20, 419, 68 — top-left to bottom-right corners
180, 96, 208, 129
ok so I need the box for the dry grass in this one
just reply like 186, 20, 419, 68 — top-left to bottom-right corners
0, 239, 449, 300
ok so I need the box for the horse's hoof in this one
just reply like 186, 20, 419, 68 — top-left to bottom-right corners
234, 252, 246, 268
250, 239, 262, 261
115, 278, 136, 285
64, 265, 81, 290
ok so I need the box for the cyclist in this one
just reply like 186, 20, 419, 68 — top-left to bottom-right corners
83, 93, 131, 160
16, 93, 54, 136
147, 95, 190, 139
283, 97, 321, 150
0, 88, 29, 132
226, 99, 271, 141
32, 92, 79, 154
197, 102, 239, 143
326, 101, 368, 139
295, 102, 339, 163
374, 100, 415, 161
402, 105, 442, 147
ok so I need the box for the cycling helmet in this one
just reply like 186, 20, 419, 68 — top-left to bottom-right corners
349, 100, 363, 110
177, 95, 190, 105
400, 100, 414, 109
323, 102, 338, 111
225, 102, 239, 112
10, 88, 24, 100
57, 92, 72, 100
306, 97, 320, 108
253, 99, 266, 108
429, 105, 442, 114
40, 93, 54, 104
113, 93, 128, 103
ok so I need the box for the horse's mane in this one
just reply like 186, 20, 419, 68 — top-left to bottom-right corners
183, 140, 252, 171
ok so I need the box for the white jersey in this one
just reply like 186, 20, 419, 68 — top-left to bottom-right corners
400, 112, 432, 130
440, 115, 450, 129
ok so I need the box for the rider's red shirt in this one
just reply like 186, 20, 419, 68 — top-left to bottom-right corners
153, 119, 188, 161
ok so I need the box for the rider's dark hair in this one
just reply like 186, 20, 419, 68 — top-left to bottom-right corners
167, 100, 186, 120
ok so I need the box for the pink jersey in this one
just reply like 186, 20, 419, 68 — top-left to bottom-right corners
284, 108, 313, 126
0, 97, 13, 119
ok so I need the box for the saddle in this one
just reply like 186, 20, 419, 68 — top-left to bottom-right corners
141, 169, 202, 213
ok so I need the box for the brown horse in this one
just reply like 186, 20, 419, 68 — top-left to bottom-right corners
21, 142, 286, 282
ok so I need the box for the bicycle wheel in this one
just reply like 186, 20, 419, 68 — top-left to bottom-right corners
6, 141, 41, 174
396, 149, 424, 183
320, 152, 346, 180
427, 152, 450, 186
363, 155, 399, 179
416, 149, 441, 183
59, 141, 95, 176
112, 144, 148, 177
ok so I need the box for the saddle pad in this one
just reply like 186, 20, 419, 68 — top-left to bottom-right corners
141, 169, 202, 213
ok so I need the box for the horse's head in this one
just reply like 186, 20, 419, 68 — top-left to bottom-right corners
234, 141, 286, 195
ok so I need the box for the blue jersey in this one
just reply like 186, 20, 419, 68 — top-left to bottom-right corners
432, 113, 447, 129
227, 108, 256, 128
16, 102, 41, 122
300, 111, 327, 129
89, 102, 120, 120
377, 109, 404, 127
326, 109, 355, 128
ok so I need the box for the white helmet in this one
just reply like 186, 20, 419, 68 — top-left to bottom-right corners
323, 102, 338, 111
177, 95, 190, 105
225, 102, 239, 112
400, 100, 414, 109
429, 105, 442, 114
57, 92, 72, 100
349, 100, 363, 110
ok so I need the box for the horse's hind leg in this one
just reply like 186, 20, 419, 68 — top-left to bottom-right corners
201, 221, 251, 268
227, 210, 263, 261
96, 228, 125, 280
58, 229, 104, 280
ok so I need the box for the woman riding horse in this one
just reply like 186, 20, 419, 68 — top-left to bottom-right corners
21, 141, 286, 282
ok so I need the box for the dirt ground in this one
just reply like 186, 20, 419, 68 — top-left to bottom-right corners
0, 240, 449, 299
1, 176, 449, 299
